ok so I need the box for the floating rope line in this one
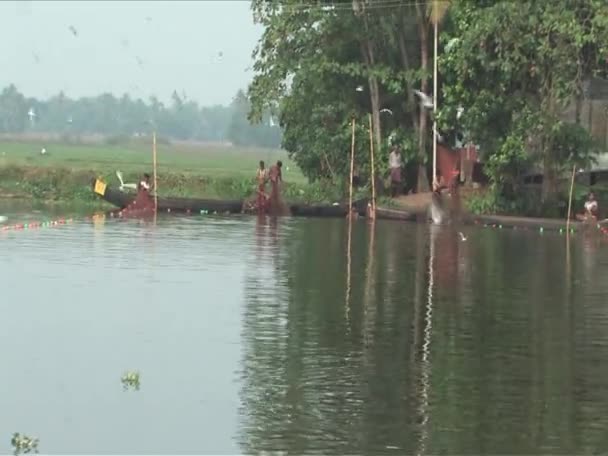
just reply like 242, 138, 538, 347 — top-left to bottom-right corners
1, 218, 74, 232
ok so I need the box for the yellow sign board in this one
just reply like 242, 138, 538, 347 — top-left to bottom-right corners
94, 179, 107, 196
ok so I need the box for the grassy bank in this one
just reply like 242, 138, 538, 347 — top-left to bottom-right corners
0, 140, 351, 208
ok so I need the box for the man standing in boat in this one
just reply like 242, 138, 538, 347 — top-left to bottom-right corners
132, 173, 154, 210
256, 160, 269, 213
138, 173, 152, 193
268, 160, 285, 214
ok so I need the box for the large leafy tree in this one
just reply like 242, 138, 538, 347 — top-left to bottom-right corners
248, 0, 438, 189
441, 0, 608, 201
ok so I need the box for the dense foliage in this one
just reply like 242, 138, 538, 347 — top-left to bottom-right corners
0, 84, 282, 148
247, 0, 608, 205
441, 0, 608, 203
248, 0, 434, 188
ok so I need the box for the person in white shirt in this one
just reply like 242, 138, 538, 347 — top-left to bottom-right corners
389, 146, 403, 197
576, 191, 599, 221
138, 173, 152, 193
583, 192, 599, 219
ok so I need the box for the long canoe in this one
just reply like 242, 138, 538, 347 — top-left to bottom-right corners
91, 179, 393, 219
463, 213, 608, 232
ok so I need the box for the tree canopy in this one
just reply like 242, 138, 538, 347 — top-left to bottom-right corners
247, 0, 608, 203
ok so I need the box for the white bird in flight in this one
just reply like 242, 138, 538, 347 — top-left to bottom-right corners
413, 90, 434, 108
116, 171, 137, 191
458, 232, 467, 241
457, 106, 464, 120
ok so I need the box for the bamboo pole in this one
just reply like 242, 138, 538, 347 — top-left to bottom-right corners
566, 165, 576, 233
349, 118, 356, 219
368, 114, 376, 220
432, 20, 438, 186
153, 131, 158, 212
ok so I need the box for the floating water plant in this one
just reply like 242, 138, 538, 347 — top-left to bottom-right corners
11, 433, 39, 455
121, 370, 141, 391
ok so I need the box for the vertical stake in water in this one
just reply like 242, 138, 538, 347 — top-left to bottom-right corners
153, 130, 158, 213
566, 164, 576, 235
432, 10, 438, 187
368, 114, 376, 220
349, 117, 356, 219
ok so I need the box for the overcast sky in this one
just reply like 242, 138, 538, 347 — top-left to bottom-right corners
0, 1, 262, 106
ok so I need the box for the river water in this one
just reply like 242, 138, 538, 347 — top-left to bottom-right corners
1, 211, 608, 454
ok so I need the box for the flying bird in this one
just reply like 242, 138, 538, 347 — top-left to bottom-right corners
445, 38, 460, 52
457, 106, 464, 120
413, 90, 434, 108
68, 25, 78, 37
380, 108, 393, 115
32, 52, 40, 64
355, 85, 364, 92
458, 232, 467, 241
136, 56, 144, 67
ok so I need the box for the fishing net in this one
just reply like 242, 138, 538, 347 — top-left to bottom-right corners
437, 144, 460, 189
120, 189, 155, 216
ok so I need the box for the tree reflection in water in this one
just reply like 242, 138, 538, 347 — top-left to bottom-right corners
238, 218, 608, 455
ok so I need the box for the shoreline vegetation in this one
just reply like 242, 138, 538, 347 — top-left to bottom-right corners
0, 137, 603, 220
0, 139, 377, 213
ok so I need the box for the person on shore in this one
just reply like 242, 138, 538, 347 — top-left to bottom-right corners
389, 146, 403, 197
577, 192, 599, 221
256, 160, 269, 212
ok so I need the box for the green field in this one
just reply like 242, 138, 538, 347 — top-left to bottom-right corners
0, 139, 351, 206
0, 140, 305, 183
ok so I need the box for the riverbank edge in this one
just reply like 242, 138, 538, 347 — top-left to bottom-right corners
0, 164, 382, 210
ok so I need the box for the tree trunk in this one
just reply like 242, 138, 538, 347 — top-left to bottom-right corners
397, 24, 419, 132
541, 148, 557, 204
369, 75, 382, 156
416, 3, 430, 192
357, 3, 383, 160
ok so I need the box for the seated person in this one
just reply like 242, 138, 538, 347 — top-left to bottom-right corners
576, 192, 599, 221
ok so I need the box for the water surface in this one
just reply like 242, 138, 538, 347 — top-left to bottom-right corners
1, 212, 608, 454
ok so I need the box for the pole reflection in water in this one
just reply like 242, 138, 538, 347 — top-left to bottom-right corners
345, 214, 353, 327
362, 219, 376, 348
416, 223, 437, 456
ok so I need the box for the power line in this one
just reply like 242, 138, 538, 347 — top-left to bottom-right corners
272, 0, 429, 13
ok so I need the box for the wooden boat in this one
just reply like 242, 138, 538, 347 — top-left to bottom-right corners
463, 213, 608, 232
91, 179, 390, 219
93, 179, 243, 214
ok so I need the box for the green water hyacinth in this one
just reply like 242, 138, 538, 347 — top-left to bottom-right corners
11, 433, 39, 455
121, 371, 141, 391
